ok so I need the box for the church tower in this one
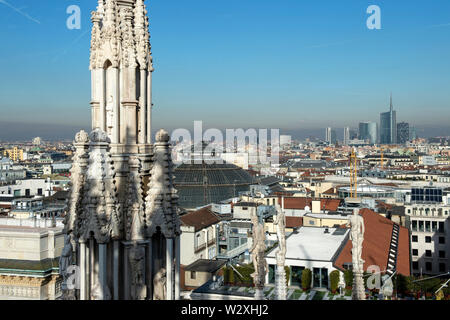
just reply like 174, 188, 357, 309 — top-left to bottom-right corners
61, 0, 181, 301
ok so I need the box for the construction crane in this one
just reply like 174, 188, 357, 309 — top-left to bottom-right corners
349, 147, 358, 198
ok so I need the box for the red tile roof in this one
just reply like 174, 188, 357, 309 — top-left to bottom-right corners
180, 206, 221, 232
323, 187, 336, 195
334, 208, 410, 276
279, 197, 342, 211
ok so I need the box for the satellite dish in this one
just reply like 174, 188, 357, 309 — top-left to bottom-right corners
305, 206, 311, 212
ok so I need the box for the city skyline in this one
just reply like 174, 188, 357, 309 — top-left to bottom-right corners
0, 1, 449, 303
1, 0, 450, 140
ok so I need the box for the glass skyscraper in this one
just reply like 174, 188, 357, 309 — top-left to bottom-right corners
359, 122, 377, 144
380, 94, 397, 145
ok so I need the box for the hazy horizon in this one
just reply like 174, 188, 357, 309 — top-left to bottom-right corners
0, 120, 449, 143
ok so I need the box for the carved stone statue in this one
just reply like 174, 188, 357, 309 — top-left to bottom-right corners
274, 207, 287, 300
347, 210, 365, 272
59, 234, 76, 300
153, 268, 167, 300
250, 214, 268, 300
381, 275, 394, 300
274, 209, 286, 263
346, 208, 366, 300
129, 246, 147, 300
59, 234, 73, 286
106, 95, 114, 134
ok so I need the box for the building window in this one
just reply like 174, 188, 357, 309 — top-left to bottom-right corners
425, 250, 432, 257
291, 266, 305, 287
438, 222, 445, 233
411, 220, 417, 231
439, 263, 446, 273
412, 262, 419, 270
425, 221, 431, 232
439, 237, 445, 244
425, 236, 432, 243
412, 249, 418, 256
412, 235, 418, 242
268, 265, 276, 284
432, 221, 438, 232
439, 251, 446, 259
425, 262, 432, 271
418, 221, 424, 232
191, 271, 196, 280
309, 220, 315, 225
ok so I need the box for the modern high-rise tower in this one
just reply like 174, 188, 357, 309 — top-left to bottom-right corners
325, 127, 332, 144
358, 122, 377, 145
380, 94, 397, 145
343, 127, 350, 146
397, 122, 410, 144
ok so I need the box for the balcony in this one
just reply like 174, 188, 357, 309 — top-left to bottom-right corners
194, 238, 216, 253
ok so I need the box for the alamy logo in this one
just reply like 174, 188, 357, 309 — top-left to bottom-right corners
66, 5, 81, 30
171, 121, 280, 166
66, 265, 80, 290
366, 5, 381, 30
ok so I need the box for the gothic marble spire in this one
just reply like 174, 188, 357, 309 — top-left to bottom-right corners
78, 129, 122, 243
63, 130, 90, 237
144, 129, 181, 238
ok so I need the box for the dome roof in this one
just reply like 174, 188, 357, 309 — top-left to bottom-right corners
174, 162, 254, 210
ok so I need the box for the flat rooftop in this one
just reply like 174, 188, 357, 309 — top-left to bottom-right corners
304, 213, 349, 220
0, 225, 62, 233
267, 227, 349, 262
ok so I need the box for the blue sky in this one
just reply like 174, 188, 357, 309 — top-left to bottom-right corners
0, 0, 450, 139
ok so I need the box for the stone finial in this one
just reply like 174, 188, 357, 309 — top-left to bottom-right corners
97, 0, 105, 14
128, 156, 141, 169
155, 129, 170, 143
75, 130, 89, 144
89, 128, 110, 143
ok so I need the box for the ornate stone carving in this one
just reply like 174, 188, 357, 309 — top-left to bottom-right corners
156, 129, 169, 143
145, 130, 181, 239
153, 268, 167, 300
78, 129, 121, 243
125, 157, 145, 241
250, 214, 268, 300
129, 246, 147, 300
119, 7, 137, 69
134, 0, 150, 69
59, 234, 73, 287
347, 208, 366, 300
75, 130, 89, 143
106, 95, 114, 137
89, 128, 110, 143
274, 206, 287, 300
62, 0, 182, 301
64, 131, 90, 238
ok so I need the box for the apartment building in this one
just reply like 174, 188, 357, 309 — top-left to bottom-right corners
405, 186, 450, 275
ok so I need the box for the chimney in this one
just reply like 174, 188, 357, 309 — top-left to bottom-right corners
312, 199, 321, 214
